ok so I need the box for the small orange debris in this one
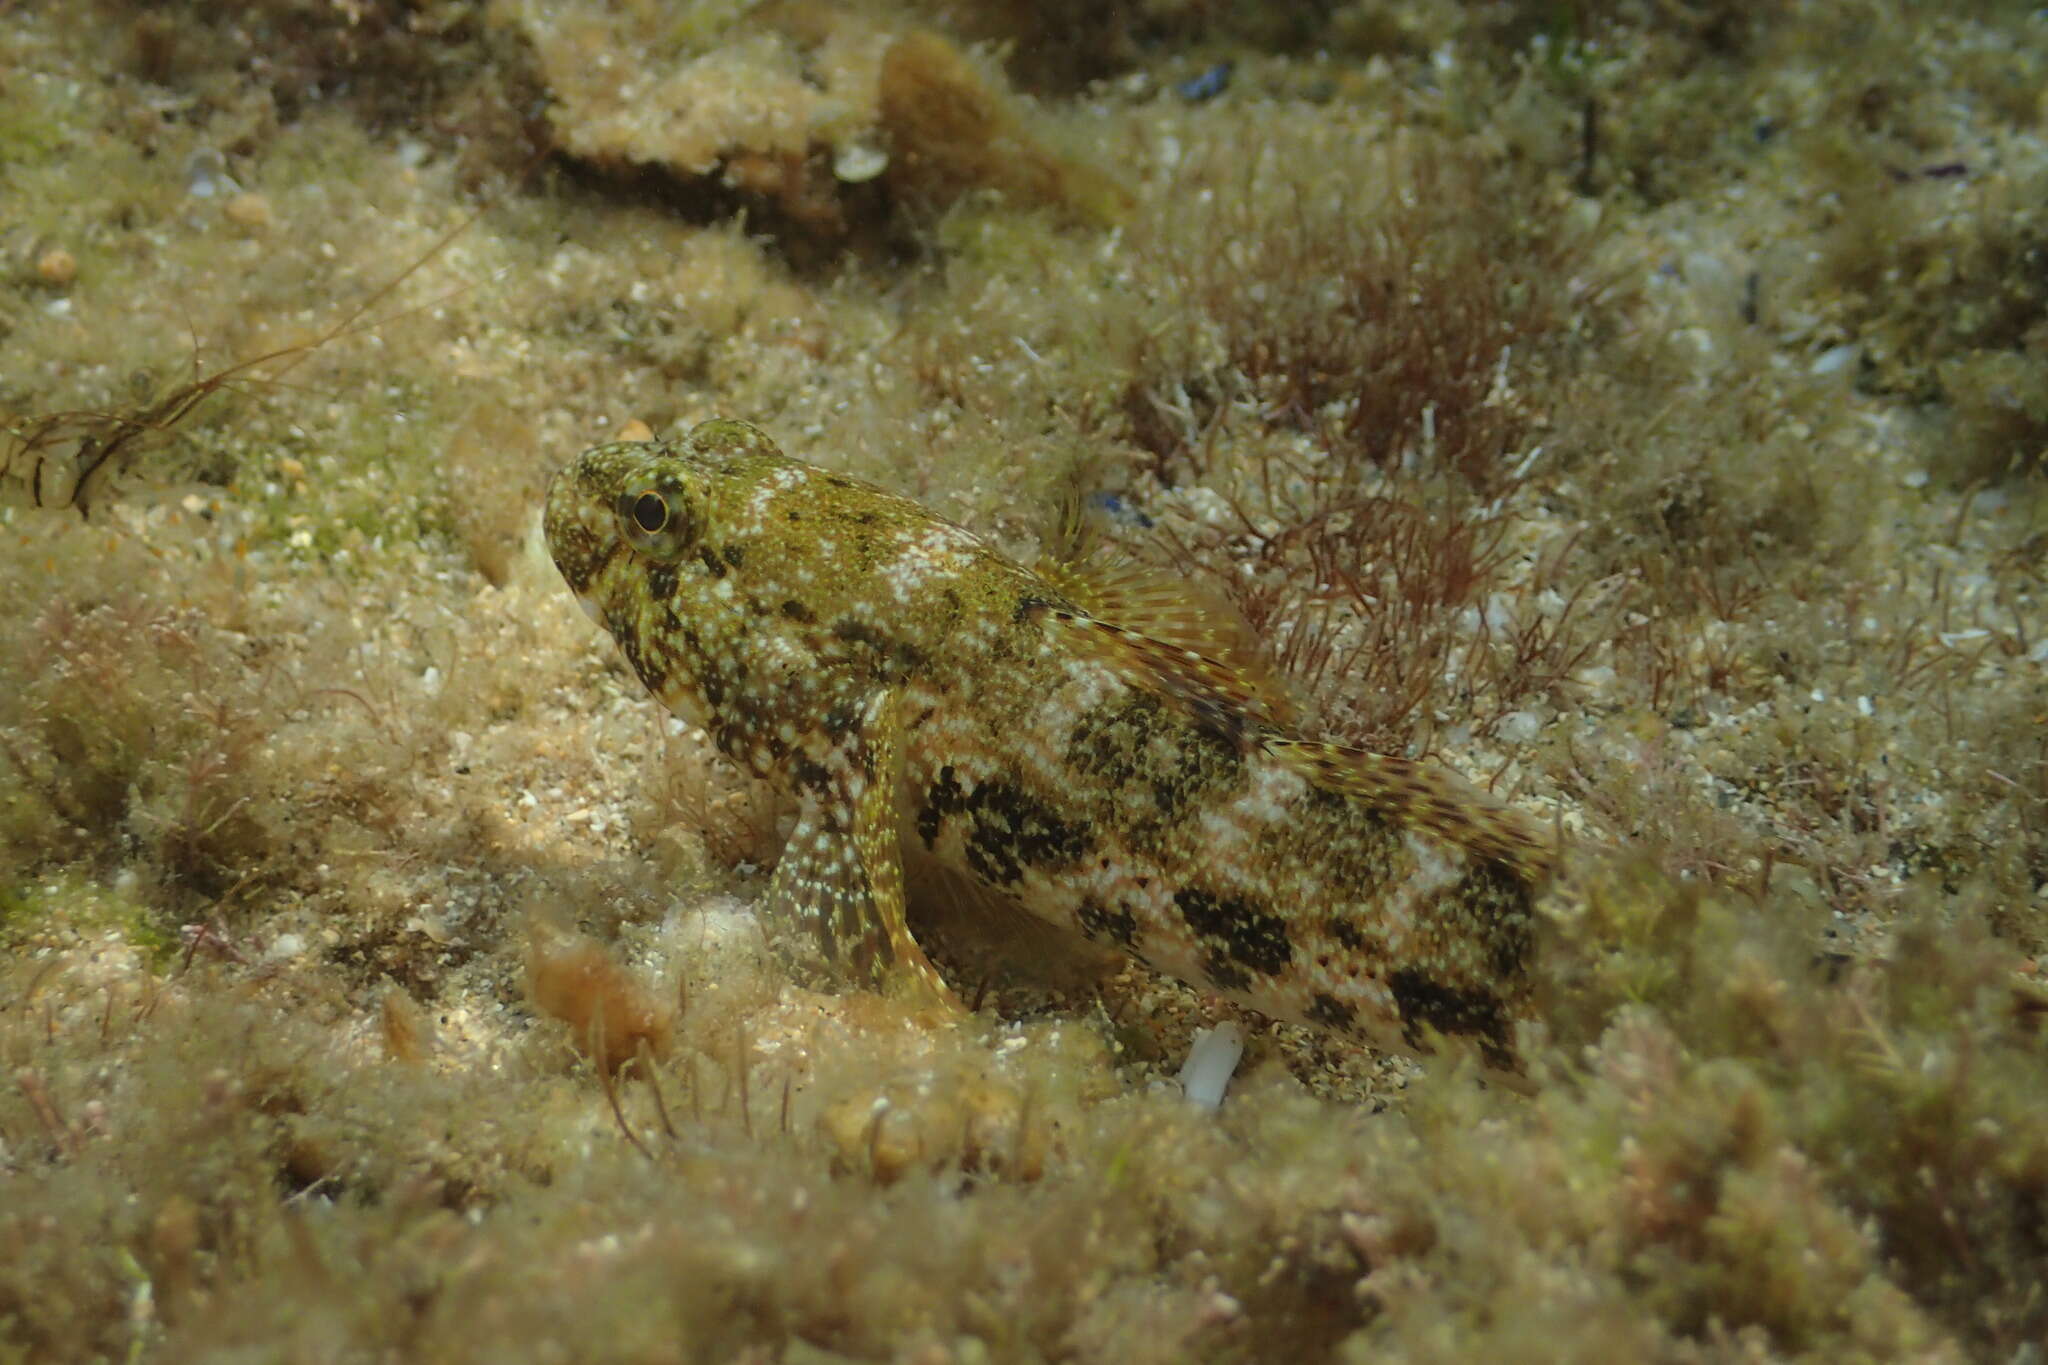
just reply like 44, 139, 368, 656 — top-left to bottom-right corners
526, 923, 672, 1074
222, 192, 273, 231
35, 247, 77, 285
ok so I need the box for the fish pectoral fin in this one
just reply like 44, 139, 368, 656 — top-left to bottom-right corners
764, 687, 962, 1015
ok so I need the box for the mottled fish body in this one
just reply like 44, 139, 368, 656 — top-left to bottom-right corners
545, 420, 1558, 1080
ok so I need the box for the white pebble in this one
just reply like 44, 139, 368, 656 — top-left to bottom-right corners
832, 142, 888, 182
1497, 709, 1544, 744
1809, 343, 1860, 377
1179, 1021, 1246, 1110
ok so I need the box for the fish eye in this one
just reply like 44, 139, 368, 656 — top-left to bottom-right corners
615, 483, 695, 560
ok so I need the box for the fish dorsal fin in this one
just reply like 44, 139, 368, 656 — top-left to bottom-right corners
1035, 604, 1289, 742
1267, 736, 1557, 880
1035, 553, 1299, 734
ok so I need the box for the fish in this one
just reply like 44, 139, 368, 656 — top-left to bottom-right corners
544, 419, 1562, 1083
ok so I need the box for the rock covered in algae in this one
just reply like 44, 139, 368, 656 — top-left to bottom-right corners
501, 0, 1129, 235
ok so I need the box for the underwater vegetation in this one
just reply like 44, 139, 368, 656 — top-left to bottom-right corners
2, 1, 2046, 1361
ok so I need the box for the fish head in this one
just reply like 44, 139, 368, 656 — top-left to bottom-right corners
543, 418, 1017, 752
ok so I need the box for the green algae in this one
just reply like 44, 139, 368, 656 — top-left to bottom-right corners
0, 875, 174, 967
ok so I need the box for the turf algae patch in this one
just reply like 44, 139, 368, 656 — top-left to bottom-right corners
1520, 852, 2048, 1354
875, 27, 1133, 227
508, 3, 1127, 244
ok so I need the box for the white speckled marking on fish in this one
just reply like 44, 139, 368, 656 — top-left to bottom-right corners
545, 419, 1561, 1082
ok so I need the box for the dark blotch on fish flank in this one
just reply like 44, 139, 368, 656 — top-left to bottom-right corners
833, 616, 887, 649
1462, 859, 1537, 980
780, 599, 817, 624
1306, 992, 1356, 1030
1388, 968, 1514, 1070
1326, 916, 1367, 952
914, 766, 964, 850
1174, 888, 1293, 975
917, 767, 1090, 886
646, 561, 679, 602
831, 616, 929, 677
1077, 896, 1141, 949
1066, 694, 1245, 833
